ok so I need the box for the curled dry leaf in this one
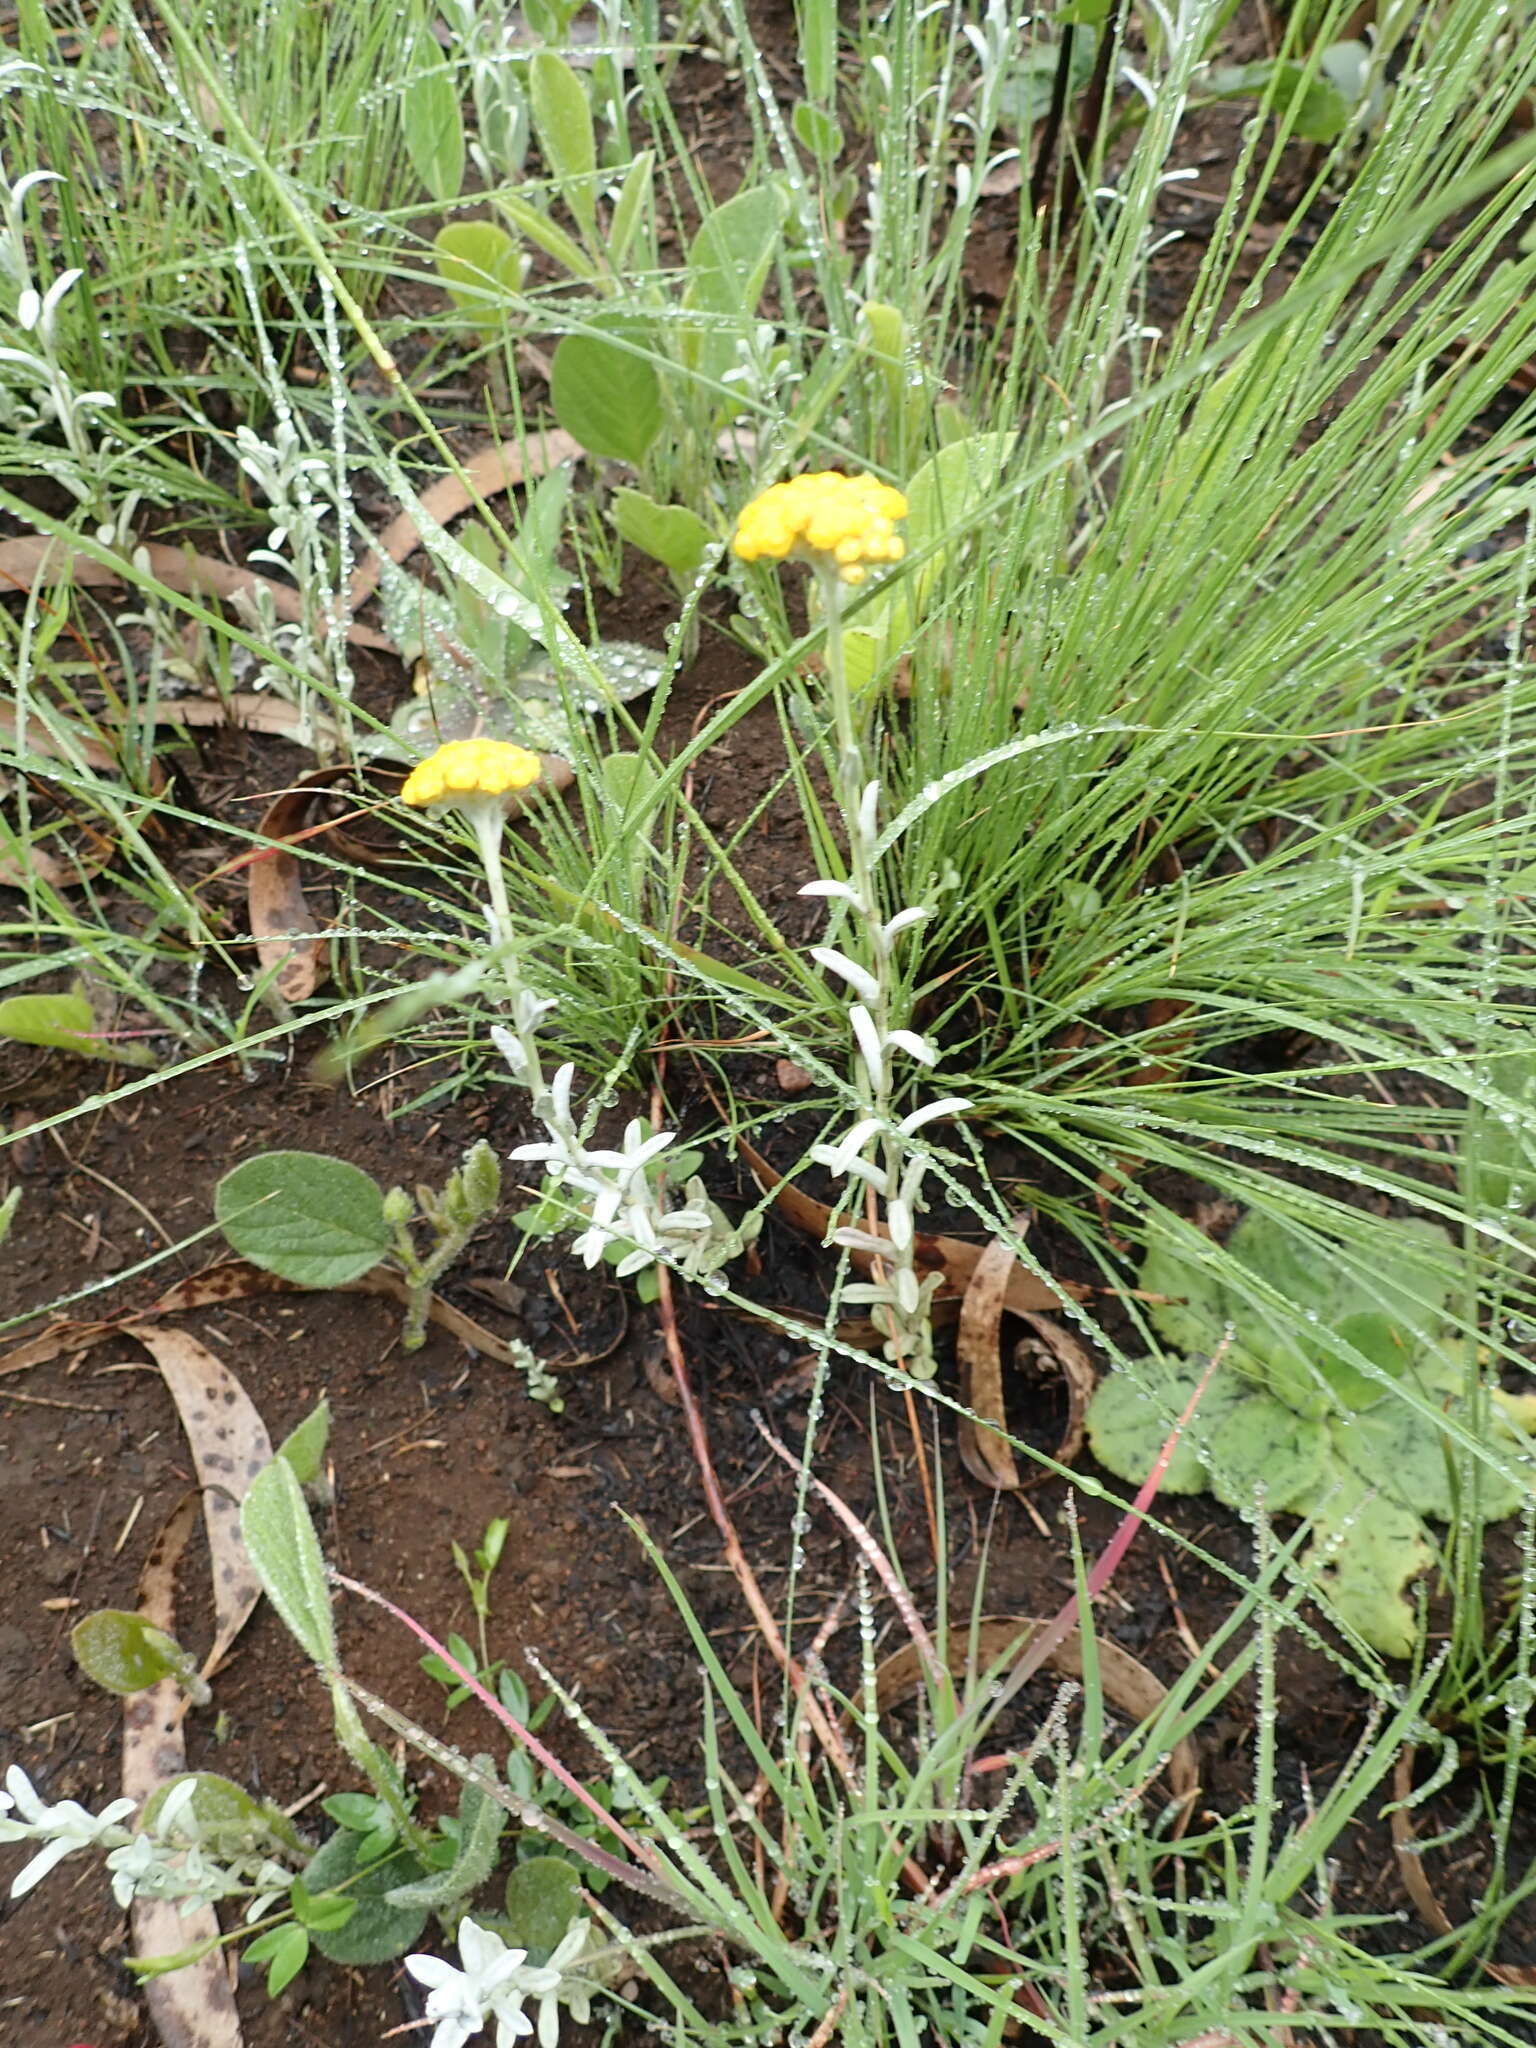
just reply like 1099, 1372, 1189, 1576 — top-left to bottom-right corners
0, 1260, 297, 1379
124, 1492, 244, 2048
0, 843, 101, 891
1391, 1746, 1536, 1986
737, 1136, 1079, 1317
348, 429, 583, 609
246, 767, 351, 1006
127, 1324, 271, 1678
873, 1616, 1199, 1820
958, 1224, 1095, 1491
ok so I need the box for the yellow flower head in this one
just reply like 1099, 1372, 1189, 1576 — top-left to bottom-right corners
733, 471, 908, 586
400, 738, 543, 809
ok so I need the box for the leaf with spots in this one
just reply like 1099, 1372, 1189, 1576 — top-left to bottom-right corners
128, 1324, 273, 1679
123, 1494, 244, 2048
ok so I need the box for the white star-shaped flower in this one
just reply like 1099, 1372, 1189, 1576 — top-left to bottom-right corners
405, 1918, 537, 2048
0, 1764, 136, 1898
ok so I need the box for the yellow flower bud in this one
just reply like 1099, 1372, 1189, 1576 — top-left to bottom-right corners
399, 739, 543, 810
732, 471, 908, 585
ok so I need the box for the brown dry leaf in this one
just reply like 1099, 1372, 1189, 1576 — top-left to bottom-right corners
957, 1233, 1024, 1490
0, 534, 394, 649
348, 429, 583, 609
1391, 1746, 1536, 1986
0, 1255, 527, 1378
0, 533, 122, 592
874, 1616, 1199, 1818
246, 768, 349, 1004
1, 704, 119, 889
128, 1324, 271, 1677
124, 1493, 244, 2048
958, 1223, 1095, 1492
0, 1262, 301, 1380
0, 699, 119, 770
737, 1137, 1079, 1314
141, 545, 396, 651
1011, 1313, 1095, 1479
348, 1267, 535, 1367
0, 843, 102, 891
153, 692, 348, 749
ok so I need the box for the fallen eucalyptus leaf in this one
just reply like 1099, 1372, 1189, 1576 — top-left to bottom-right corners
122, 1495, 244, 2048
128, 1324, 272, 1678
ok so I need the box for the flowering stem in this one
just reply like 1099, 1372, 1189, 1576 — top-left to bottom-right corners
469, 805, 552, 1095
814, 564, 932, 1376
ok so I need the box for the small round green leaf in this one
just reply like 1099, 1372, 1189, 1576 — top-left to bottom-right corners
0, 992, 116, 1060
610, 490, 713, 577
433, 222, 526, 329
215, 1151, 389, 1288
505, 1855, 582, 1963
550, 330, 661, 467
303, 1830, 430, 1964
72, 1609, 192, 1696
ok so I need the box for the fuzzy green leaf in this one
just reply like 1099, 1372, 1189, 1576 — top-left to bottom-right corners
504, 1855, 583, 1964
1302, 1472, 1435, 1659
1084, 1353, 1246, 1495
681, 186, 782, 385
72, 1610, 196, 1697
1200, 58, 1352, 144
402, 29, 465, 202
550, 330, 661, 466
277, 1398, 332, 1486
610, 489, 713, 576
240, 1457, 337, 1671
215, 1151, 390, 1289
0, 991, 120, 1061
137, 1773, 304, 1858
433, 222, 525, 330
386, 1760, 506, 1910
529, 51, 596, 235
302, 1830, 429, 1963
1204, 1388, 1331, 1517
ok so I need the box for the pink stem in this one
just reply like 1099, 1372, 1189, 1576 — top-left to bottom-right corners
329, 1569, 658, 1870
1000, 1338, 1228, 1701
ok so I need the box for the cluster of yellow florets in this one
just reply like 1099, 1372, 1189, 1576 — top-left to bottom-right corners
732, 471, 908, 585
400, 738, 542, 809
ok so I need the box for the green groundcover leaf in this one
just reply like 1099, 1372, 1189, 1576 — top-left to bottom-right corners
0, 991, 146, 1062
1086, 1208, 1530, 1655
302, 1829, 429, 1964
505, 1855, 583, 1964
215, 1151, 390, 1289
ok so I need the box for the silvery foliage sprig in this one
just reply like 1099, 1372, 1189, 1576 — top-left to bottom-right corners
0, 164, 118, 525
0, 1766, 291, 1919
439, 0, 531, 182
803, 781, 970, 1376
493, 990, 756, 1290
228, 414, 341, 704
